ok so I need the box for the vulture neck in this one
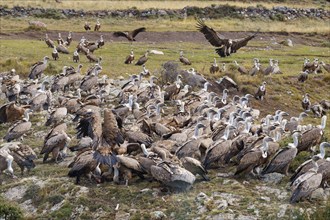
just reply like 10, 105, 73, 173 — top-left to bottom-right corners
213, 58, 218, 66
319, 144, 326, 159
140, 144, 149, 156
23, 111, 30, 122
275, 131, 282, 142
192, 125, 202, 139
303, 96, 309, 103
156, 104, 162, 116
222, 90, 228, 104
179, 101, 185, 113
242, 121, 251, 134
261, 141, 269, 158
221, 126, 231, 141
113, 165, 120, 183
320, 116, 327, 129
290, 134, 299, 148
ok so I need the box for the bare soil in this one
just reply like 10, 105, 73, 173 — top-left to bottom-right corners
0, 30, 329, 46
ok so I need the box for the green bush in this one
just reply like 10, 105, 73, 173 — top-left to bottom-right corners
0, 198, 23, 220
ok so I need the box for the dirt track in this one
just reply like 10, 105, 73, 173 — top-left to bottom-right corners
0, 30, 328, 46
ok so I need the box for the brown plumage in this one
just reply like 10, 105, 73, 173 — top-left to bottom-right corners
254, 81, 266, 100
135, 51, 149, 66
179, 51, 191, 65
52, 47, 59, 60
320, 100, 330, 110
319, 61, 330, 73
56, 43, 69, 54
40, 130, 71, 163
68, 149, 100, 184
125, 131, 153, 147
94, 19, 101, 31
210, 58, 220, 74
10, 143, 36, 175
234, 60, 248, 75
181, 156, 209, 181
84, 22, 91, 31
4, 109, 32, 142
73, 50, 79, 63
29, 56, 49, 79
45, 34, 55, 48
262, 134, 299, 176
302, 93, 311, 111
196, 18, 256, 57
125, 50, 134, 64
86, 50, 99, 63
76, 110, 103, 150
290, 171, 322, 203
297, 128, 324, 153
298, 71, 308, 82
45, 107, 67, 126
0, 103, 30, 124
113, 27, 146, 41
102, 109, 124, 147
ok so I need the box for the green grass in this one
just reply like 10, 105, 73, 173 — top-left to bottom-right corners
2, 0, 329, 10
0, 13, 330, 219
1, 16, 330, 33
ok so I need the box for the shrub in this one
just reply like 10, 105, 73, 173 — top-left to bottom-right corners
0, 198, 23, 220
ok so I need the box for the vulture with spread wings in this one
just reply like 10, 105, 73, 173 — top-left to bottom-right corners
196, 18, 256, 57
113, 27, 146, 42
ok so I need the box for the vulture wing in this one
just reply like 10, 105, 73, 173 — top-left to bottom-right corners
113, 31, 129, 38
0, 103, 9, 123
102, 109, 124, 147
131, 27, 146, 38
196, 18, 225, 47
231, 34, 256, 53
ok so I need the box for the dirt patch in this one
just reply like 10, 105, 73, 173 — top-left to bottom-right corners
0, 30, 328, 46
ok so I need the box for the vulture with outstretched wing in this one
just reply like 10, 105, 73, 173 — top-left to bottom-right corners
196, 18, 256, 57
113, 27, 146, 41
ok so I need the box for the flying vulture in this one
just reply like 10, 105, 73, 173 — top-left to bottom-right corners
113, 27, 146, 42
196, 18, 256, 57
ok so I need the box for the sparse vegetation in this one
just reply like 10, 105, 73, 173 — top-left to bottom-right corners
0, 1, 329, 219
0, 197, 23, 220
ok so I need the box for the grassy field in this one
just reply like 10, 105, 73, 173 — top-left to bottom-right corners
2, 16, 330, 34
0, 2, 330, 218
2, 0, 330, 10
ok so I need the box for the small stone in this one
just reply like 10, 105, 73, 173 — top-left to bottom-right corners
260, 196, 271, 202
277, 204, 288, 218
115, 211, 130, 220
215, 199, 228, 210
280, 39, 293, 47
140, 188, 151, 193
261, 173, 284, 184
310, 188, 326, 200
196, 192, 208, 203
150, 210, 167, 220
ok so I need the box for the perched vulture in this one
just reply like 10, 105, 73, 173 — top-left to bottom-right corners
255, 81, 266, 100
113, 27, 146, 41
28, 56, 49, 79
84, 22, 91, 31
94, 19, 101, 31
52, 47, 59, 60
135, 51, 149, 66
196, 18, 256, 57
179, 51, 191, 65
45, 33, 55, 48
125, 50, 134, 64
